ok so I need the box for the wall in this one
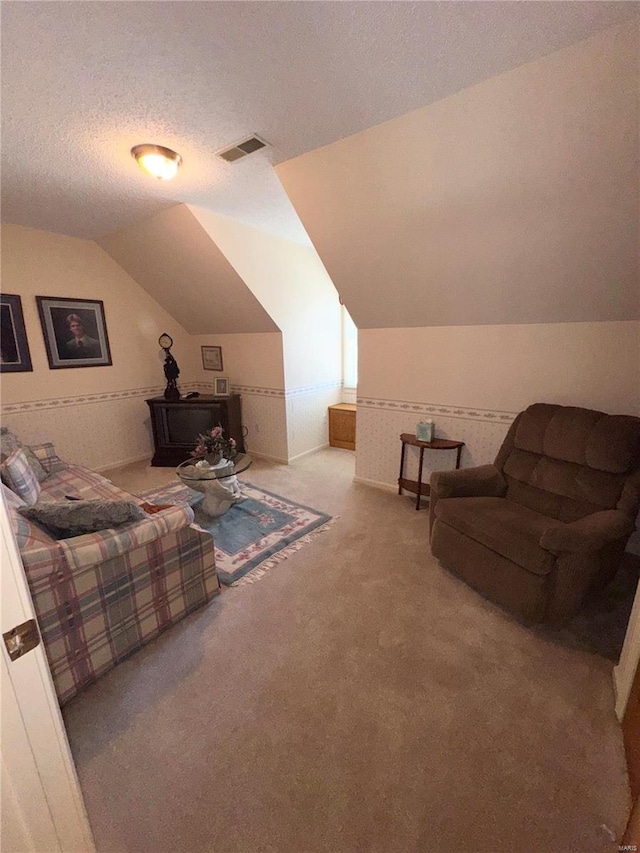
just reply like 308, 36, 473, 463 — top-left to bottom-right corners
190, 208, 343, 459
276, 23, 640, 495
1, 221, 340, 468
277, 22, 639, 331
98, 205, 278, 334
355, 321, 640, 488
1, 224, 200, 470
194, 331, 289, 462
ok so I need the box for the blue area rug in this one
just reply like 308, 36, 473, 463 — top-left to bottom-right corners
138, 480, 332, 586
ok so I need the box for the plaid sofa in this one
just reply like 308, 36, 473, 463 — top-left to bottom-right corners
3, 442, 219, 705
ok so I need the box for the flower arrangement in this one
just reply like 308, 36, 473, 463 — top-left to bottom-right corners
191, 424, 237, 462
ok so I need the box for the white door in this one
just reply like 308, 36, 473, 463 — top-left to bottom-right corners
1, 496, 95, 852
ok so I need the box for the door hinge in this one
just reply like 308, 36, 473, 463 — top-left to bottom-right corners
3, 619, 41, 661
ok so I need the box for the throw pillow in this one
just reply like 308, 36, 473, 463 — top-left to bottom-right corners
1, 481, 26, 510
1, 448, 41, 506
0, 427, 48, 482
27, 442, 67, 474
18, 499, 147, 538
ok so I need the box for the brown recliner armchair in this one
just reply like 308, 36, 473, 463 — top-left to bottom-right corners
429, 403, 640, 624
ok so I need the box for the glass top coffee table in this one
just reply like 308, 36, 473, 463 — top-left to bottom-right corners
176, 453, 252, 517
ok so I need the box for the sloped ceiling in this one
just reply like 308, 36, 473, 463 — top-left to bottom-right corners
277, 22, 640, 330
2, 1, 637, 244
3, 3, 638, 339
98, 205, 278, 335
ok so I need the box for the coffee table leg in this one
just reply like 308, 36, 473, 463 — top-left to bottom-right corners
226, 475, 246, 502
200, 478, 236, 517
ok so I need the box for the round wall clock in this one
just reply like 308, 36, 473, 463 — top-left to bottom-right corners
158, 333, 173, 350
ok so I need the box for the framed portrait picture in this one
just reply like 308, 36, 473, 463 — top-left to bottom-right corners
36, 296, 112, 369
0, 294, 33, 373
214, 377, 230, 396
201, 345, 223, 371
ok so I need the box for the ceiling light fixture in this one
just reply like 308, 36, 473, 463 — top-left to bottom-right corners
131, 144, 182, 180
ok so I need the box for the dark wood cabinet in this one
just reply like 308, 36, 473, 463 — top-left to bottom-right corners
146, 395, 245, 467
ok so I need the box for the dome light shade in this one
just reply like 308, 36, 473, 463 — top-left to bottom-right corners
131, 144, 182, 180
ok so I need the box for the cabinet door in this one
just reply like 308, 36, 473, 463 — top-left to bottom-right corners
329, 407, 356, 450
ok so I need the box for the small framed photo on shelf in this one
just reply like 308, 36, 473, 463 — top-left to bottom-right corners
214, 377, 230, 396
201, 345, 223, 371
36, 296, 112, 369
0, 293, 33, 373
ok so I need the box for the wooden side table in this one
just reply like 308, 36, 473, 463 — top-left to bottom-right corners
398, 433, 465, 510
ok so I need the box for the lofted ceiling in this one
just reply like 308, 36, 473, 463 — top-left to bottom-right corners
98, 205, 278, 335
278, 21, 639, 329
2, 1, 637, 245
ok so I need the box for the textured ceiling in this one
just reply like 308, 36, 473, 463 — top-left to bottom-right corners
2, 1, 637, 244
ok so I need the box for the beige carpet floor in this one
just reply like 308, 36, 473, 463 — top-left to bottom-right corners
63, 449, 632, 853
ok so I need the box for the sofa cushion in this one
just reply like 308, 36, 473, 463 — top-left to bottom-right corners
2, 483, 56, 553
39, 465, 128, 501
1, 448, 41, 505
12, 510, 58, 550
19, 499, 147, 538
502, 449, 627, 521
1, 427, 48, 481
28, 442, 67, 474
434, 496, 563, 576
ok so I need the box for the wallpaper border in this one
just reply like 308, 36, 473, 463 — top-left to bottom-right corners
232, 381, 342, 399
3, 387, 516, 422
356, 396, 518, 424
1, 381, 201, 414
231, 384, 284, 398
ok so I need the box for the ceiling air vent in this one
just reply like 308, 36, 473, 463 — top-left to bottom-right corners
216, 135, 269, 163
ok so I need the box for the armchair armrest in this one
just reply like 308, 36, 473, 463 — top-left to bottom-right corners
58, 504, 195, 572
429, 465, 506, 538
540, 510, 635, 555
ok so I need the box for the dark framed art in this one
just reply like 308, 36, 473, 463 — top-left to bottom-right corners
36, 296, 112, 369
0, 294, 33, 373
201, 345, 223, 371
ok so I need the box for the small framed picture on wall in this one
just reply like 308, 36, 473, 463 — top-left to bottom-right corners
0, 294, 33, 373
214, 377, 230, 396
201, 345, 223, 371
36, 296, 112, 369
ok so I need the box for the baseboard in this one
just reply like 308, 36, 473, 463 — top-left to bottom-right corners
353, 476, 397, 494
287, 443, 330, 463
94, 453, 151, 473
249, 443, 330, 465
247, 450, 290, 465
